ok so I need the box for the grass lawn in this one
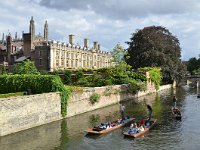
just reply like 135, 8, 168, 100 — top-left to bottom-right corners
0, 92, 24, 98
64, 85, 84, 92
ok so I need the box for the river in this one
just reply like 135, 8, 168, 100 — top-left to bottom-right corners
1, 86, 200, 150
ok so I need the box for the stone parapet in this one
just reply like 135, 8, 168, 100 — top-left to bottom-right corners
0, 92, 61, 136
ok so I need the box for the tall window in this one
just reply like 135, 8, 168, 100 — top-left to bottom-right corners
61, 59, 64, 66
56, 51, 59, 58
39, 58, 42, 66
39, 51, 42, 57
66, 60, 69, 67
56, 59, 59, 66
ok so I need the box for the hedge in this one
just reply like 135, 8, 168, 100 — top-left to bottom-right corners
0, 75, 70, 117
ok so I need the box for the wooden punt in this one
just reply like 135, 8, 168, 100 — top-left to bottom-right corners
123, 118, 157, 138
172, 107, 182, 120
84, 118, 135, 135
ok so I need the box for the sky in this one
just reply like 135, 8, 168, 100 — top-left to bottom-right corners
0, 0, 200, 61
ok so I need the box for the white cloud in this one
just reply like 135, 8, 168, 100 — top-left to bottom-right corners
0, 0, 200, 60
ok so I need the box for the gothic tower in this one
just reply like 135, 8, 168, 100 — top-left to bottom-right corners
29, 16, 35, 43
44, 20, 48, 41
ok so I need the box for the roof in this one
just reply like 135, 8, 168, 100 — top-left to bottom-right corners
0, 44, 6, 50
15, 56, 30, 63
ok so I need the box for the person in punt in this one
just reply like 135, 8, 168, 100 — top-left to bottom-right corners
172, 95, 177, 109
118, 118, 124, 124
128, 123, 140, 134
139, 124, 145, 131
145, 105, 153, 127
147, 104, 153, 121
120, 104, 126, 120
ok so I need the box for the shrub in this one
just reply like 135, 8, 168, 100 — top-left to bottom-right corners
76, 78, 89, 86
127, 80, 146, 94
89, 93, 100, 105
13, 60, 39, 75
104, 79, 113, 85
64, 70, 72, 84
139, 67, 162, 90
76, 70, 84, 81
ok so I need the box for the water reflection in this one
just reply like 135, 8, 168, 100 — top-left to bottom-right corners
0, 121, 61, 150
89, 114, 100, 127
1, 86, 200, 150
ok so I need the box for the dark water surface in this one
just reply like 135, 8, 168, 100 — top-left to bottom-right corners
1, 86, 200, 150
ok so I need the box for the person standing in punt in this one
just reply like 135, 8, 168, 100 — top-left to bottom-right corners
173, 95, 177, 108
147, 104, 153, 121
145, 105, 153, 127
120, 104, 126, 120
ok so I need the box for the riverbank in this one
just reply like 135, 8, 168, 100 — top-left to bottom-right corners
0, 83, 172, 136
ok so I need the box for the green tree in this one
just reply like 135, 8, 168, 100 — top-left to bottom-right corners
187, 57, 200, 74
112, 43, 127, 64
126, 26, 187, 83
13, 60, 39, 74
112, 43, 133, 84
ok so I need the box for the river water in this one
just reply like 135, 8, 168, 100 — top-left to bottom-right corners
1, 86, 200, 150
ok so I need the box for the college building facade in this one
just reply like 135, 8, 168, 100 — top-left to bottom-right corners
0, 17, 113, 72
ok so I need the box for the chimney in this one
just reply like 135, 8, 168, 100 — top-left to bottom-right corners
84, 38, 89, 48
93, 41, 98, 49
98, 44, 100, 50
2, 33, 4, 43
69, 34, 75, 45
6, 34, 12, 64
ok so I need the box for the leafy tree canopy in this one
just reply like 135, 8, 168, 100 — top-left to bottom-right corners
186, 56, 200, 74
13, 60, 39, 74
112, 43, 132, 77
125, 26, 187, 83
112, 43, 127, 64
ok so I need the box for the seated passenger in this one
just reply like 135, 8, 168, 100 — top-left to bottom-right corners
140, 119, 145, 125
139, 125, 144, 131
110, 122, 117, 127
118, 119, 124, 124
99, 122, 110, 129
128, 123, 140, 134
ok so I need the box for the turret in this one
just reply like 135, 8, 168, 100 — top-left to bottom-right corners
29, 16, 35, 46
44, 20, 48, 41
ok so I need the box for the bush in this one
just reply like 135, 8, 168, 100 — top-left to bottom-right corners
76, 70, 84, 81
64, 70, 72, 84
139, 67, 162, 90
13, 60, 39, 75
89, 93, 100, 105
104, 79, 113, 85
127, 80, 147, 94
76, 78, 89, 86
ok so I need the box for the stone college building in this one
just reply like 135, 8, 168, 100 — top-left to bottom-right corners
0, 17, 113, 72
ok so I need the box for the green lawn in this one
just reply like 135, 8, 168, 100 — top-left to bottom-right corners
64, 85, 84, 92
0, 92, 24, 98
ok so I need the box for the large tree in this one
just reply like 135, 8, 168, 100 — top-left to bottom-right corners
125, 26, 186, 83
187, 56, 200, 74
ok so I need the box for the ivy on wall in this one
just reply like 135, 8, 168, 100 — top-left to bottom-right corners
139, 67, 162, 90
0, 75, 70, 117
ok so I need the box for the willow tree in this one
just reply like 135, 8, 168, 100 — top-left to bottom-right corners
125, 26, 186, 84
